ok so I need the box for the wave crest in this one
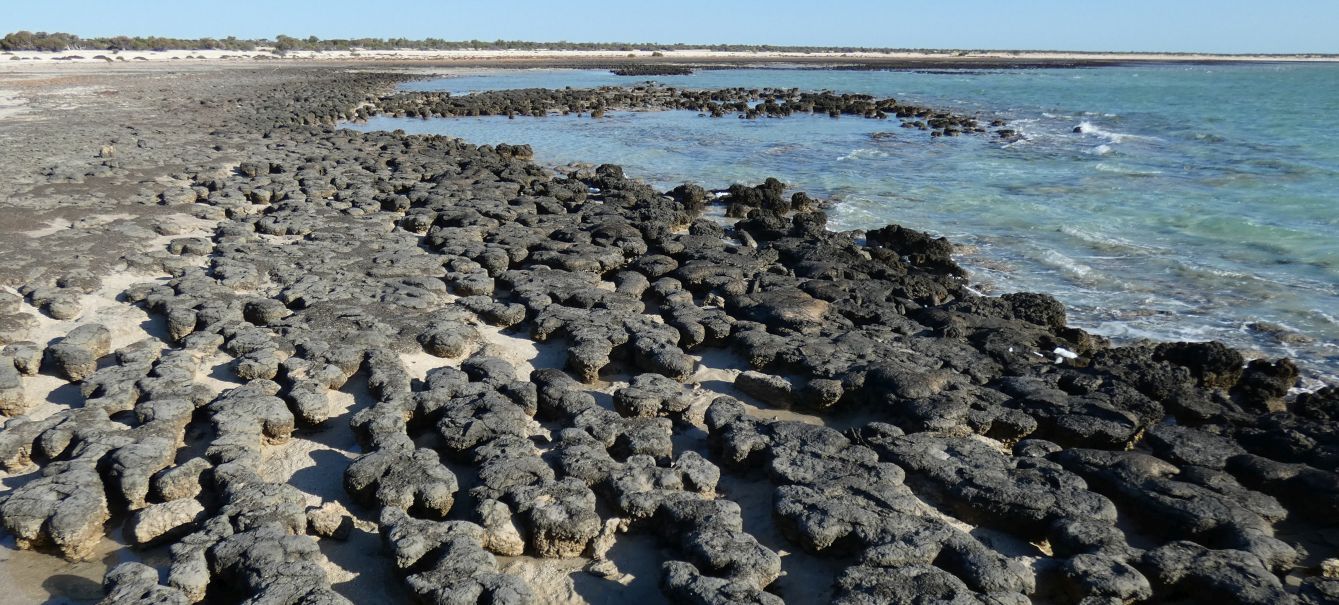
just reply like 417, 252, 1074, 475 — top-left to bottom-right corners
1075, 121, 1157, 144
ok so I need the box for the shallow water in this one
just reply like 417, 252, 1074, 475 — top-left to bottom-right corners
352, 65, 1339, 385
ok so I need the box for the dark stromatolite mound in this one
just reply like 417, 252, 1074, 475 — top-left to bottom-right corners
610, 65, 695, 76
356, 82, 994, 136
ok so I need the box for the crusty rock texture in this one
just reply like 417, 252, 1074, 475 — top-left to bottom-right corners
0, 62, 1334, 605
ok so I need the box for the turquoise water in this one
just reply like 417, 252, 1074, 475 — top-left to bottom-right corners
352, 65, 1339, 385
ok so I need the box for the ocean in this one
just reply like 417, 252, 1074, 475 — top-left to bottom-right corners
348, 64, 1339, 386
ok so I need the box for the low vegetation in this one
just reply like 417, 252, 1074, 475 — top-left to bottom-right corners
10, 30, 1328, 56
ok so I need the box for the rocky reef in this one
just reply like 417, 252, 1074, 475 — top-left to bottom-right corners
0, 66, 1335, 605
610, 65, 695, 76
357, 82, 995, 135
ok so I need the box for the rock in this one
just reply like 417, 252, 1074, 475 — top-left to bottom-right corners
1014, 439, 1062, 458
734, 371, 798, 409
242, 298, 290, 326
0, 313, 40, 345
866, 223, 965, 277
1301, 577, 1339, 605
731, 287, 830, 332
101, 562, 190, 605
1058, 553, 1152, 602
379, 507, 486, 569
153, 457, 212, 502
0, 362, 27, 416
106, 436, 177, 510
419, 322, 478, 358
632, 255, 680, 279
519, 478, 601, 558
306, 501, 354, 540
0, 291, 20, 315
586, 558, 621, 579
206, 523, 350, 604
208, 387, 295, 447
674, 451, 721, 495
995, 375, 1160, 449
0, 462, 110, 560
3, 341, 43, 375
1054, 448, 1297, 571
613, 373, 691, 419
669, 183, 709, 215
116, 339, 162, 367
344, 447, 458, 518
834, 564, 1020, 605
44, 323, 112, 382
378, 508, 533, 603
433, 390, 531, 452
167, 237, 212, 256
1145, 423, 1244, 469
661, 560, 784, 605
160, 187, 199, 206
866, 365, 957, 401
287, 379, 331, 425
1234, 358, 1298, 411
1295, 386, 1339, 422
165, 306, 198, 342
633, 339, 696, 381
28, 287, 83, 320
1140, 540, 1289, 605
1226, 454, 1339, 520
126, 499, 206, 546
801, 378, 844, 409
681, 528, 782, 590
476, 498, 526, 556
66, 324, 114, 357
1154, 341, 1245, 389
864, 431, 1116, 538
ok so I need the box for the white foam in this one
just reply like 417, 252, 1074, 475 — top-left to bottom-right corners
1309, 309, 1339, 326
837, 148, 889, 161
1083, 320, 1218, 344
1075, 121, 1158, 144
1039, 249, 1093, 279
1058, 225, 1157, 253
1094, 162, 1163, 176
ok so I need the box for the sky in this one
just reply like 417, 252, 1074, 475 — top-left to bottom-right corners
3, 0, 1337, 54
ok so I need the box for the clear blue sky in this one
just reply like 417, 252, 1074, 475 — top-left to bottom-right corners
4, 0, 1336, 54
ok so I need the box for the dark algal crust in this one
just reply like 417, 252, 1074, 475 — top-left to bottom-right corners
610, 65, 695, 76
355, 83, 1004, 136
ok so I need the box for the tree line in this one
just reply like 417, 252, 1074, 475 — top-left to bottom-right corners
5, 31, 1325, 57
0, 30, 939, 54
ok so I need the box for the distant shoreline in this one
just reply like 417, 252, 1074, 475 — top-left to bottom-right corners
3, 48, 1338, 70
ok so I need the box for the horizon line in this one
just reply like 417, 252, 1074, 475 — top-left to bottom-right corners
2, 31, 1336, 57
